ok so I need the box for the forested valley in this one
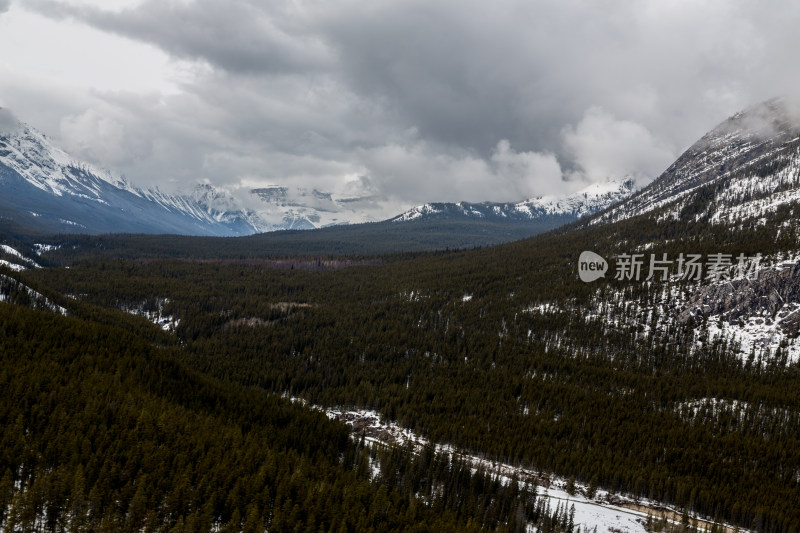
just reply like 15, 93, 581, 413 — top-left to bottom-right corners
2, 197, 798, 532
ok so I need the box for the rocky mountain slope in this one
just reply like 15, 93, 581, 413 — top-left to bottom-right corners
570, 97, 800, 365
591, 97, 800, 226
0, 114, 263, 236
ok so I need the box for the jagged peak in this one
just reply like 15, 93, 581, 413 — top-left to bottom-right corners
0, 112, 133, 195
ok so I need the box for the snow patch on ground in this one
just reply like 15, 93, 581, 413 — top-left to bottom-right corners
523, 302, 564, 315
0, 244, 40, 269
0, 274, 67, 315
0, 260, 26, 272
399, 289, 429, 302
120, 299, 180, 332
705, 307, 800, 364
33, 243, 61, 255
306, 403, 727, 533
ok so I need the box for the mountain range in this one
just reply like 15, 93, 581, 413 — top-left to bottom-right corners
2, 97, 799, 262
0, 110, 634, 238
392, 179, 635, 224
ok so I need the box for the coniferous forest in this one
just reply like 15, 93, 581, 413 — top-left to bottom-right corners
3, 195, 800, 532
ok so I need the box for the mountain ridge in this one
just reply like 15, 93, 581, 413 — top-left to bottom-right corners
1, 109, 636, 241
0, 114, 261, 236
393, 178, 635, 224
589, 97, 800, 227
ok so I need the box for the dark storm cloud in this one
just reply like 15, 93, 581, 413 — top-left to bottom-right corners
318, 0, 795, 159
18, 0, 800, 207
28, 0, 334, 75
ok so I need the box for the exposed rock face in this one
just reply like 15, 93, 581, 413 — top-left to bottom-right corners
593, 97, 800, 226
677, 260, 800, 336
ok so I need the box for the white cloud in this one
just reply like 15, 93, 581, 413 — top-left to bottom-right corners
0, 7, 178, 95
562, 107, 675, 186
360, 139, 566, 204
490, 140, 567, 198
0, 107, 20, 134
60, 109, 130, 165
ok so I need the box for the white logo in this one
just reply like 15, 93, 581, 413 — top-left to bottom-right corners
578, 251, 608, 283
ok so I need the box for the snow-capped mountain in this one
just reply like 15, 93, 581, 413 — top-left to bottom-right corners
248, 186, 383, 230
0, 110, 409, 236
0, 111, 263, 236
188, 183, 268, 234
0, 107, 641, 239
392, 178, 635, 224
591, 97, 800, 226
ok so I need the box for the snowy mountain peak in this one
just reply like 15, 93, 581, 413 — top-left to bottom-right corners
0, 112, 265, 235
391, 203, 445, 223
248, 186, 384, 230
522, 177, 636, 217
392, 177, 635, 224
592, 97, 800, 226
0, 113, 133, 199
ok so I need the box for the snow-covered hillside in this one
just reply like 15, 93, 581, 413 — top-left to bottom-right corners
592, 97, 800, 226
562, 98, 800, 366
578, 253, 800, 365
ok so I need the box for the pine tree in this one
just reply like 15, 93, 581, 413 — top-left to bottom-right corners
565, 476, 577, 496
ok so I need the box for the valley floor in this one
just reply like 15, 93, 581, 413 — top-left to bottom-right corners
303, 400, 743, 533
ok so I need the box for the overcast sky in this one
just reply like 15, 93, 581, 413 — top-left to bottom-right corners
1, 0, 798, 215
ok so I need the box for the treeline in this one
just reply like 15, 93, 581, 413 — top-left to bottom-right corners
23, 217, 556, 264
